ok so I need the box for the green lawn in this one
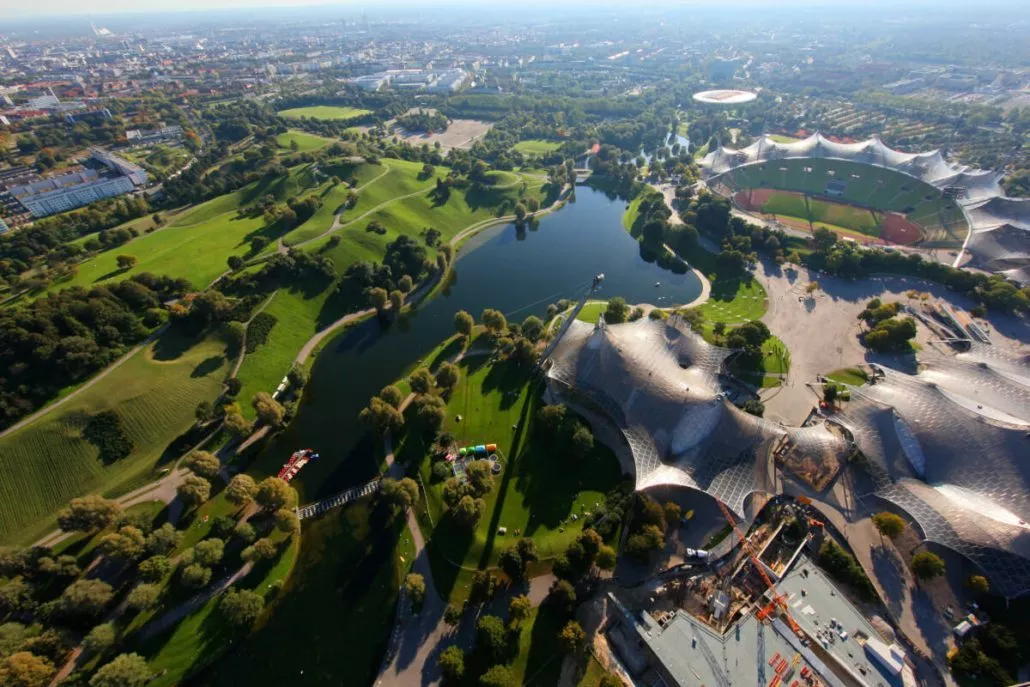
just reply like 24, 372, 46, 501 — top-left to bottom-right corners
513, 139, 562, 155
696, 276, 767, 325
414, 356, 625, 603
52, 166, 321, 292
126, 145, 191, 175
0, 330, 230, 546
275, 129, 335, 153
826, 367, 869, 386
277, 105, 372, 121
575, 301, 608, 324
187, 499, 409, 686
768, 134, 801, 144
622, 194, 647, 232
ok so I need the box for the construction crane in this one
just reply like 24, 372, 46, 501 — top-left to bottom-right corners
713, 498, 803, 638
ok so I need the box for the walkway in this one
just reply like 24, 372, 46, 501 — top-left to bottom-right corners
296, 480, 380, 520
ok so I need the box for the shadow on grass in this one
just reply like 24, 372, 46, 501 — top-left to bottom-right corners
523, 604, 565, 685
191, 355, 226, 378
151, 328, 205, 362
427, 514, 474, 602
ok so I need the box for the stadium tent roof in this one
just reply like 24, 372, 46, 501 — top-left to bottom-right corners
545, 315, 846, 518
831, 349, 1030, 597
701, 133, 1030, 283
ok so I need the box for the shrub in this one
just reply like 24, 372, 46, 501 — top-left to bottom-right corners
245, 312, 278, 353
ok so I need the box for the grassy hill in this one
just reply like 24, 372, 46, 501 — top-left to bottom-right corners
0, 330, 230, 546
275, 129, 335, 152
51, 165, 322, 292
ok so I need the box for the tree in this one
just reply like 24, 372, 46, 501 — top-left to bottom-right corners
476, 615, 509, 662
453, 495, 485, 528
911, 551, 945, 581
548, 578, 576, 614
57, 495, 122, 532
177, 472, 211, 507
559, 620, 586, 653
743, 399, 765, 417
51, 579, 114, 619
872, 512, 905, 540
249, 538, 278, 561
223, 410, 252, 437
966, 575, 990, 596
138, 555, 171, 582
438, 645, 465, 682
508, 595, 532, 628
195, 400, 214, 423
570, 423, 594, 458
369, 287, 388, 313
83, 623, 117, 654
99, 526, 146, 561
255, 477, 297, 510
536, 404, 566, 436
226, 474, 258, 507
359, 396, 405, 434
194, 538, 225, 566
604, 297, 629, 324
398, 274, 414, 293
0, 651, 54, 687
599, 676, 621, 687
274, 509, 301, 535
179, 563, 212, 589
184, 450, 221, 478
405, 573, 426, 609
233, 521, 257, 543
379, 384, 404, 408
126, 583, 161, 611
823, 384, 838, 404
521, 315, 544, 342
479, 665, 516, 687
435, 362, 460, 391
465, 460, 494, 495
115, 255, 138, 271
89, 653, 151, 687
380, 477, 420, 512
414, 394, 448, 433
596, 544, 617, 571
481, 308, 507, 336
408, 367, 435, 395
444, 602, 464, 627
389, 289, 405, 313
454, 310, 474, 338
227, 255, 245, 272
252, 392, 285, 428
220, 589, 264, 629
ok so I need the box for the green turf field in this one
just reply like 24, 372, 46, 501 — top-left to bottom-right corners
277, 105, 372, 121
275, 129, 335, 152
759, 191, 880, 237
0, 330, 230, 545
513, 139, 562, 155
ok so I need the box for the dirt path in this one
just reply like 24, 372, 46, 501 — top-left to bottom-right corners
0, 323, 170, 441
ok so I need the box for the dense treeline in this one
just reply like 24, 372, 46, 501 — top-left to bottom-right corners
396, 109, 449, 133
0, 196, 152, 283
0, 273, 190, 425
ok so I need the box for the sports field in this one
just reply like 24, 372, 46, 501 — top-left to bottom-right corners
277, 105, 372, 121
0, 330, 229, 545
719, 156, 968, 245
275, 129, 335, 152
513, 139, 562, 155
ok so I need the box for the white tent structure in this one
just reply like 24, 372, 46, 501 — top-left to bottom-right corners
701, 133, 1030, 283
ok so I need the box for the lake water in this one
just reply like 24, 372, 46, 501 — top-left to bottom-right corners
272, 184, 702, 498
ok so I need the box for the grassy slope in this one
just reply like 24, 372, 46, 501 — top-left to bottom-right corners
275, 129, 335, 152
186, 499, 411, 686
415, 356, 624, 603
52, 167, 320, 292
277, 105, 371, 121
0, 330, 229, 545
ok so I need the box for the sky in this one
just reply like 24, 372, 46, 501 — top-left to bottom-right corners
0, 0, 1015, 20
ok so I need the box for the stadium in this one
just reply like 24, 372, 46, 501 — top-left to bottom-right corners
701, 134, 1030, 282
546, 315, 1030, 597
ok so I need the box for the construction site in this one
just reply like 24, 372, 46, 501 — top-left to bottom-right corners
600, 498, 916, 687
